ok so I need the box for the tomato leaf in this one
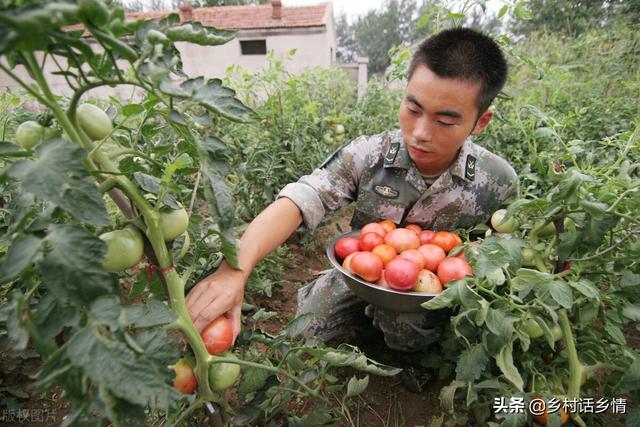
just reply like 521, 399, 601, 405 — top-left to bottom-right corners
65, 326, 177, 408
616, 353, 640, 394
132, 172, 179, 209
455, 344, 489, 382
122, 299, 177, 328
7, 139, 109, 226
603, 322, 626, 346
237, 366, 272, 401
165, 21, 237, 46
41, 225, 116, 304
345, 375, 369, 397
548, 280, 573, 309
440, 380, 465, 413
0, 291, 30, 351
159, 77, 255, 122
495, 339, 524, 391
0, 234, 42, 282
33, 294, 80, 343
288, 409, 335, 427
285, 312, 314, 339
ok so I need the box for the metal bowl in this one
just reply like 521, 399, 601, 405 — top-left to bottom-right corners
326, 231, 438, 313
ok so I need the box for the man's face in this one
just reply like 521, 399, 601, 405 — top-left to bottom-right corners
398, 64, 493, 176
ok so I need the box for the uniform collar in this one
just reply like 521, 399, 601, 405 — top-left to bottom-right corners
384, 135, 477, 185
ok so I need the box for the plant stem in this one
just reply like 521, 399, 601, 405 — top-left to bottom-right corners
558, 309, 582, 399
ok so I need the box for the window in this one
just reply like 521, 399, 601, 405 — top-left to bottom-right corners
240, 40, 267, 55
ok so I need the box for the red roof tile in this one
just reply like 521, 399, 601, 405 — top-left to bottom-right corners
129, 3, 331, 30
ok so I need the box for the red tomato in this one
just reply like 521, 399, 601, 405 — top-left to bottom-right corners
173, 358, 198, 394
359, 232, 384, 252
404, 224, 422, 235
384, 258, 419, 291
431, 231, 462, 254
342, 251, 361, 272
437, 257, 474, 285
417, 244, 446, 272
399, 249, 425, 270
361, 222, 386, 237
531, 397, 570, 425
351, 251, 383, 282
384, 228, 420, 253
334, 236, 360, 260
371, 243, 396, 266
419, 230, 436, 244
378, 219, 397, 233
412, 269, 443, 294
201, 316, 234, 355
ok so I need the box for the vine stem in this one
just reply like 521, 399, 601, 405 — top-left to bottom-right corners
19, 51, 219, 404
208, 355, 327, 403
571, 225, 640, 262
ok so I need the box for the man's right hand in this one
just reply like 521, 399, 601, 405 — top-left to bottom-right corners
185, 197, 303, 341
185, 261, 247, 341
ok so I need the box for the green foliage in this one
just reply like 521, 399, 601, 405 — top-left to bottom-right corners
512, 0, 639, 36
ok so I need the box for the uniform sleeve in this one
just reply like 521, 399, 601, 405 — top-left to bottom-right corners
277, 135, 376, 231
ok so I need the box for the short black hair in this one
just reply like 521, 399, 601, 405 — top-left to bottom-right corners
408, 27, 508, 112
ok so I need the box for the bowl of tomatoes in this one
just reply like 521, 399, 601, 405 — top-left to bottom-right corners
326, 221, 474, 313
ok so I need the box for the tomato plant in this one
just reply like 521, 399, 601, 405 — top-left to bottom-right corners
0, 2, 402, 424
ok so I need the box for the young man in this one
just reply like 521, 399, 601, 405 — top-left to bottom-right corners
186, 27, 517, 352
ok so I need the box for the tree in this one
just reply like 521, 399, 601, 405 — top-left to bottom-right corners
511, 0, 639, 36
352, 0, 430, 76
335, 13, 358, 63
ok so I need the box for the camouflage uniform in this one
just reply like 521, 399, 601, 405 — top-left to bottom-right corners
277, 129, 517, 352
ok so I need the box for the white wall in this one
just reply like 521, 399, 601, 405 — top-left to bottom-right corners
0, 9, 338, 99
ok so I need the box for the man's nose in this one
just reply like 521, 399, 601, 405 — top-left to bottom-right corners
413, 117, 432, 143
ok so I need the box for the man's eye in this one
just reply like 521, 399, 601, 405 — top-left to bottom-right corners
438, 121, 454, 127
407, 107, 420, 115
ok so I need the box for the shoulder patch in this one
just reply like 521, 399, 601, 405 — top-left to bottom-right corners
465, 155, 476, 181
384, 142, 400, 166
373, 185, 399, 199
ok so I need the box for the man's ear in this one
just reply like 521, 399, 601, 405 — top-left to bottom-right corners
471, 109, 493, 135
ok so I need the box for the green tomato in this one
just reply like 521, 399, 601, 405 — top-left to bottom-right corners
334, 124, 345, 135
322, 132, 334, 144
100, 226, 144, 272
208, 352, 241, 391
521, 247, 549, 272
490, 209, 519, 233
159, 207, 189, 241
550, 324, 563, 341
520, 318, 544, 338
16, 121, 44, 149
77, 103, 113, 140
